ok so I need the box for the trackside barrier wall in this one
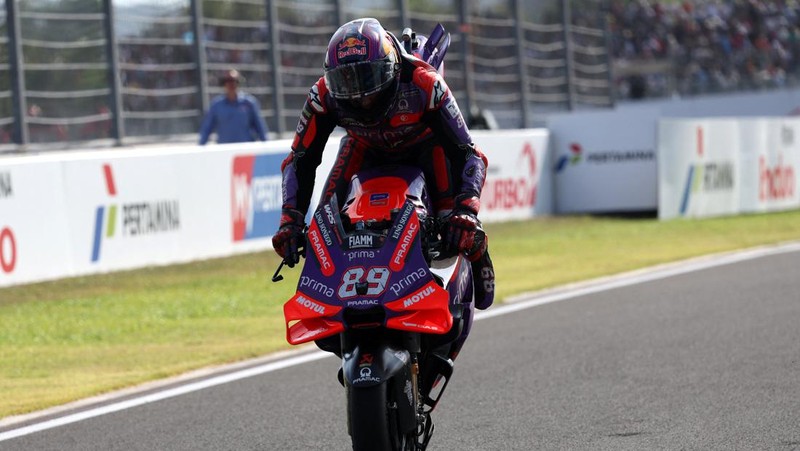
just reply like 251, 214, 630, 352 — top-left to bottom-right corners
547, 88, 800, 214
0, 130, 550, 287
548, 108, 659, 214
658, 118, 800, 219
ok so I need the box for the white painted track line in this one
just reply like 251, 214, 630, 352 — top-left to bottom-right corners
2, 241, 799, 442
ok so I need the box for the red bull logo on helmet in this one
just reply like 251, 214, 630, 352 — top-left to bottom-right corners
337, 36, 367, 60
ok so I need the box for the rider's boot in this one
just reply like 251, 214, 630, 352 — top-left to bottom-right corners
467, 237, 495, 310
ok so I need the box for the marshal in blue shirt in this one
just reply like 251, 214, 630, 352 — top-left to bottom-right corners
199, 92, 269, 145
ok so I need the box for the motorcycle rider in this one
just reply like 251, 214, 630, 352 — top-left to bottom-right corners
273, 18, 495, 320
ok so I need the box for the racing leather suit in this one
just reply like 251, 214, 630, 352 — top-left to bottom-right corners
279, 53, 495, 312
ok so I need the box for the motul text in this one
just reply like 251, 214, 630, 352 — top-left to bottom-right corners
296, 295, 326, 314
402, 285, 435, 308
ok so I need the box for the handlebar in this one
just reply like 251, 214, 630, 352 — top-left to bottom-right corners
272, 214, 485, 282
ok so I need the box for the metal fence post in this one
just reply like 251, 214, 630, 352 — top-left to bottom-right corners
334, 0, 345, 27
103, 0, 125, 144
458, 1, 473, 118
6, 0, 28, 146
513, 0, 530, 128
562, 0, 575, 110
397, 0, 408, 28
266, 0, 285, 137
190, 0, 209, 119
602, 6, 616, 107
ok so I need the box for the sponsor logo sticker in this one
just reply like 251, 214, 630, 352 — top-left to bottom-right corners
308, 221, 335, 276
370, 193, 389, 206
232, 154, 284, 242
337, 36, 368, 61
348, 234, 375, 249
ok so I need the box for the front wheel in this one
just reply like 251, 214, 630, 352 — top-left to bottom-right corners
348, 380, 418, 451
348, 383, 393, 451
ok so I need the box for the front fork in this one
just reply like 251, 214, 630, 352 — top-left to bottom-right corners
341, 332, 422, 436
340, 331, 448, 449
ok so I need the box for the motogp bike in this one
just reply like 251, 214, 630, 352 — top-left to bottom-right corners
273, 23, 478, 451
275, 163, 483, 450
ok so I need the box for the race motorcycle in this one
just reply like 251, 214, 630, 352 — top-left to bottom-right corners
275, 164, 484, 450
273, 24, 480, 450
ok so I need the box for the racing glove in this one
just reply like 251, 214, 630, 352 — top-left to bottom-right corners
272, 209, 306, 267
443, 196, 481, 254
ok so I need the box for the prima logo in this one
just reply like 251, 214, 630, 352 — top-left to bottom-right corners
299, 276, 335, 298
348, 250, 375, 261
389, 267, 426, 296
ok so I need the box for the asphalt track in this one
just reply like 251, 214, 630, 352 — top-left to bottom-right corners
1, 243, 799, 450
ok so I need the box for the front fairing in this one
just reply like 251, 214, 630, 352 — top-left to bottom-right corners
284, 198, 453, 345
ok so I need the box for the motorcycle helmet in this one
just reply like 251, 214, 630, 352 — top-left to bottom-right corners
324, 18, 400, 121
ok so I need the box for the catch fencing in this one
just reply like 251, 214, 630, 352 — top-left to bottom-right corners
0, 0, 611, 152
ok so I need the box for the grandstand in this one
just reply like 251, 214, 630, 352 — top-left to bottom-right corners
2, 0, 795, 153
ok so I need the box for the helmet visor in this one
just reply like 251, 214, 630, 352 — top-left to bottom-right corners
325, 59, 396, 100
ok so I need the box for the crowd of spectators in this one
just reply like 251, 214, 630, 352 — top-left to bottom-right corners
609, 0, 800, 99
12, 0, 800, 145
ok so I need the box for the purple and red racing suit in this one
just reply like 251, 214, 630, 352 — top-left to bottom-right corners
280, 54, 488, 219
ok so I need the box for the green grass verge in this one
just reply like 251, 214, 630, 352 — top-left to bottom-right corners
2, 210, 800, 418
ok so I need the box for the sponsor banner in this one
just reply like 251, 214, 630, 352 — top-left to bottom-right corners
473, 129, 553, 221
0, 141, 293, 286
231, 154, 284, 241
658, 118, 800, 219
548, 108, 659, 214
62, 154, 185, 273
0, 130, 552, 287
658, 119, 740, 219
738, 119, 800, 213
0, 158, 72, 286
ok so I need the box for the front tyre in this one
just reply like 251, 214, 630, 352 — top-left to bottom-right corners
348, 383, 393, 451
